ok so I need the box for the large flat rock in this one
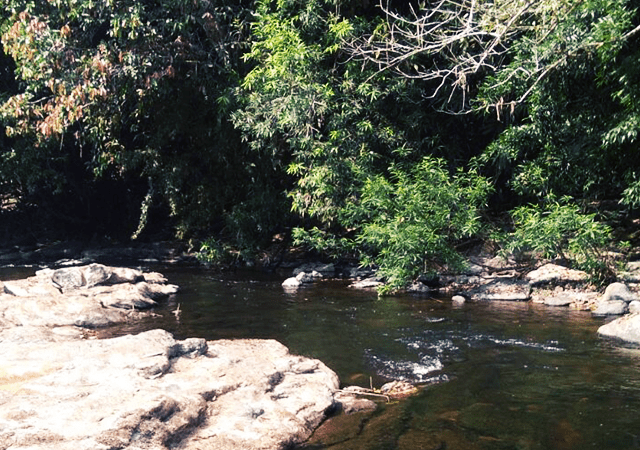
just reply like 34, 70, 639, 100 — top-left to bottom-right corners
0, 328, 340, 450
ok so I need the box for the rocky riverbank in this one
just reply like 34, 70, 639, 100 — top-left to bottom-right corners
282, 258, 640, 344
0, 264, 375, 450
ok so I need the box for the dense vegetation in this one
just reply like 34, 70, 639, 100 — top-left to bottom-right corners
1, 0, 639, 291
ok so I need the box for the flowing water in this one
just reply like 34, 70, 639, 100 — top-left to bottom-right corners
8, 265, 640, 449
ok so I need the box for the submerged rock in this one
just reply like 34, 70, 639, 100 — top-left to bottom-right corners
380, 380, 419, 398
349, 277, 383, 289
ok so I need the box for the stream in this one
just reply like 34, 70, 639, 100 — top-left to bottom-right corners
10, 264, 640, 449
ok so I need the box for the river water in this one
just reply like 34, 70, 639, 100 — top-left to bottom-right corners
11, 265, 640, 449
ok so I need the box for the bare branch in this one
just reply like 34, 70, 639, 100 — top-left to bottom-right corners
345, 0, 636, 114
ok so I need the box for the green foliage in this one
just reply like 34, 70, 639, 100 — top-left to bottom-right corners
354, 158, 492, 294
474, 0, 640, 210
1, 0, 639, 285
503, 199, 614, 282
196, 237, 235, 266
0, 0, 293, 243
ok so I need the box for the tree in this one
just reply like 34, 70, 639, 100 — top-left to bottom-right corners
0, 0, 285, 244
233, 0, 494, 290
346, 0, 640, 113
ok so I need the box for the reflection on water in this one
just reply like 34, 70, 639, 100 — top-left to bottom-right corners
90, 266, 640, 449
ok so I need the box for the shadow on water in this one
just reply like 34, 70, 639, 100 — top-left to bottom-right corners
87, 266, 640, 449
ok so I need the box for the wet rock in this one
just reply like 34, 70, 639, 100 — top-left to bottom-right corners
598, 313, 640, 343
467, 278, 531, 302
349, 277, 383, 289
0, 330, 340, 450
407, 281, 430, 295
296, 270, 323, 283
282, 276, 301, 288
380, 380, 419, 398
525, 263, 588, 287
334, 389, 377, 414
451, 295, 466, 304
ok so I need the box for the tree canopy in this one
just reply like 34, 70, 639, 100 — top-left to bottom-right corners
2, 0, 639, 290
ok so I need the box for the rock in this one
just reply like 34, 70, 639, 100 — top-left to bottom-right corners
0, 329, 340, 450
462, 263, 485, 276
3, 282, 30, 297
282, 271, 323, 288
531, 288, 598, 310
296, 270, 323, 283
592, 300, 629, 316
601, 282, 637, 303
591, 283, 637, 316
293, 262, 336, 277
619, 261, 640, 283
51, 266, 86, 290
598, 313, 640, 343
467, 278, 531, 302
282, 276, 301, 288
83, 263, 112, 287
349, 277, 383, 289
473, 255, 517, 272
380, 380, 419, 398
525, 263, 588, 287
451, 295, 466, 304
334, 390, 377, 414
0, 265, 178, 328
109, 267, 144, 284
407, 281, 430, 294
544, 297, 574, 307
345, 266, 376, 279
630, 301, 640, 314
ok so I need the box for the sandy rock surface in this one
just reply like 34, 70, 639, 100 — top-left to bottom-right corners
0, 329, 339, 450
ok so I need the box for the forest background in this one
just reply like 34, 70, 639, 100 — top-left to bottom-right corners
1, 0, 639, 293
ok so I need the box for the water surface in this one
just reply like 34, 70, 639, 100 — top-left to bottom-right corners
77, 266, 640, 448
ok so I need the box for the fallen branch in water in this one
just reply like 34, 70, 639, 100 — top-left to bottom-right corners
334, 388, 391, 402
